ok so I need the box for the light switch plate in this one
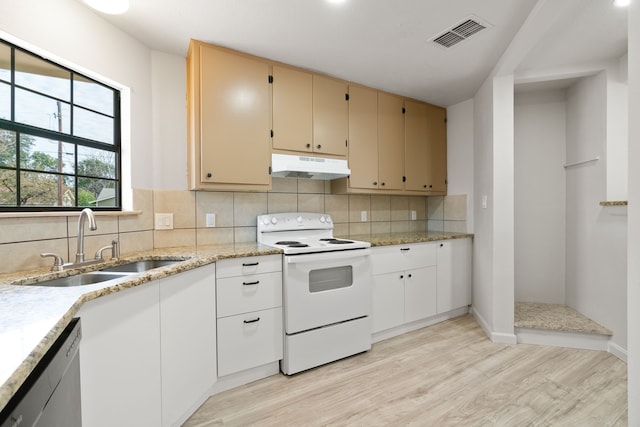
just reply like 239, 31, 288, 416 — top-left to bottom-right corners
361, 211, 367, 222
155, 213, 174, 230
411, 210, 417, 221
206, 213, 216, 228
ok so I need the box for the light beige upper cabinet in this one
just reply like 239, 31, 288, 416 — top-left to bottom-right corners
343, 84, 378, 190
187, 40, 271, 191
425, 103, 447, 194
377, 92, 405, 191
404, 100, 429, 192
312, 75, 348, 157
272, 65, 313, 153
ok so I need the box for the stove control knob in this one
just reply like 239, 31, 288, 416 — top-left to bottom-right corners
319, 215, 326, 223
271, 217, 278, 225
262, 217, 271, 225
326, 215, 332, 223
296, 215, 303, 223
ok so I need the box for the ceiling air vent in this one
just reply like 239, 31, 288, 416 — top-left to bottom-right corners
431, 16, 490, 49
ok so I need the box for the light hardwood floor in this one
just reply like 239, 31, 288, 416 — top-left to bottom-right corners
184, 315, 627, 426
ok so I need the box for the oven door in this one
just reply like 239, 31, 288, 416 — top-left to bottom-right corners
283, 248, 372, 334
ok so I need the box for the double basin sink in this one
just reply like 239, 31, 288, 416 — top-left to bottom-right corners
28, 259, 182, 288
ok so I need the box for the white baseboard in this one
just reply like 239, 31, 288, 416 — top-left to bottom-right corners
470, 307, 517, 344
608, 341, 628, 362
372, 307, 470, 343
516, 328, 609, 351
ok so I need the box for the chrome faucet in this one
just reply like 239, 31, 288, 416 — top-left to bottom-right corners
75, 208, 97, 263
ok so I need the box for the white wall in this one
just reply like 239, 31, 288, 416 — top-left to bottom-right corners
514, 90, 566, 303
605, 59, 629, 201
446, 99, 474, 232
151, 51, 188, 190
627, 1, 639, 422
565, 73, 627, 351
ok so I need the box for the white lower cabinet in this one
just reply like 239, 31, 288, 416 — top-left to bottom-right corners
216, 254, 283, 377
371, 239, 472, 335
436, 238, 472, 313
78, 281, 162, 427
160, 263, 216, 426
78, 263, 217, 427
371, 243, 437, 333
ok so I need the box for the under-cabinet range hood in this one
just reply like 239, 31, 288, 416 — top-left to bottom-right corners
271, 153, 350, 180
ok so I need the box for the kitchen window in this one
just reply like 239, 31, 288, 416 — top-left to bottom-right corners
0, 39, 121, 211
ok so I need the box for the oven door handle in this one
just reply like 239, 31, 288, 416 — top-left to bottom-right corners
286, 248, 371, 264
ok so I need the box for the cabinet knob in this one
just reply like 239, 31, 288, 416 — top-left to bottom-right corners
373, 181, 377, 186
400, 275, 404, 279
206, 172, 212, 178
381, 182, 386, 186
306, 143, 311, 148
424, 184, 427, 188
429, 184, 433, 188
408, 274, 412, 278
440, 243, 444, 247
317, 144, 322, 149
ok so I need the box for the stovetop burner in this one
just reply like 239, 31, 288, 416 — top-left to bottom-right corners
275, 241, 301, 245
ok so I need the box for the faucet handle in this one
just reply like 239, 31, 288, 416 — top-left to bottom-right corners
95, 238, 120, 261
111, 238, 120, 260
41, 253, 64, 272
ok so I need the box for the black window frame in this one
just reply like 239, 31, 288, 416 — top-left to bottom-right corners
0, 38, 122, 212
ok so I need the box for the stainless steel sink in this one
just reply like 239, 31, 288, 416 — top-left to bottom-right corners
28, 272, 131, 287
99, 259, 181, 273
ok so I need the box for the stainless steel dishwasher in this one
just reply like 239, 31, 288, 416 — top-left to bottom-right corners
0, 318, 82, 427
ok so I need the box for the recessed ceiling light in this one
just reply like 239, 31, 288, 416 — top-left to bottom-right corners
326, 0, 347, 4
613, 0, 630, 7
82, 0, 129, 14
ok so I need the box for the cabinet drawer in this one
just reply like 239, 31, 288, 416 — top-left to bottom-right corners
371, 243, 436, 274
216, 271, 282, 317
216, 254, 281, 278
217, 307, 283, 376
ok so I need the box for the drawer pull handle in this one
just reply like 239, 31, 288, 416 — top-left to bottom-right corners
243, 317, 260, 324
400, 248, 411, 251
243, 280, 260, 286
242, 262, 259, 267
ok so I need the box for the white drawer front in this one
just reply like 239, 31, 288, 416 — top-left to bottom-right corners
216, 271, 282, 317
217, 307, 283, 377
371, 243, 436, 274
216, 254, 281, 278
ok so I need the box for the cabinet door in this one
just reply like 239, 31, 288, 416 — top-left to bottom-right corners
272, 65, 313, 153
437, 238, 472, 313
199, 44, 271, 186
404, 100, 429, 192
79, 281, 161, 427
313, 74, 348, 156
404, 266, 437, 323
426, 103, 447, 193
217, 307, 283, 376
347, 85, 379, 190
160, 264, 216, 426
372, 271, 405, 333
377, 92, 405, 190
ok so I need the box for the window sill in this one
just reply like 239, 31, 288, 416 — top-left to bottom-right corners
0, 210, 142, 219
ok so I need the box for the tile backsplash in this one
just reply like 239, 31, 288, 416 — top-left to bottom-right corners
0, 179, 467, 274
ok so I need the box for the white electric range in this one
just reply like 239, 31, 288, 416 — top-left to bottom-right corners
257, 212, 373, 375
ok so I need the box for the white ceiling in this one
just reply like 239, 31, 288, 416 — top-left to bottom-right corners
88, 0, 628, 107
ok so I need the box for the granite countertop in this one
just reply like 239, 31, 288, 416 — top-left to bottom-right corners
0, 231, 472, 411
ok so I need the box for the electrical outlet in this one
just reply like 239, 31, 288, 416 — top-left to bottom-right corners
361, 211, 367, 222
482, 195, 488, 209
206, 213, 216, 228
154, 213, 174, 230
411, 210, 417, 221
